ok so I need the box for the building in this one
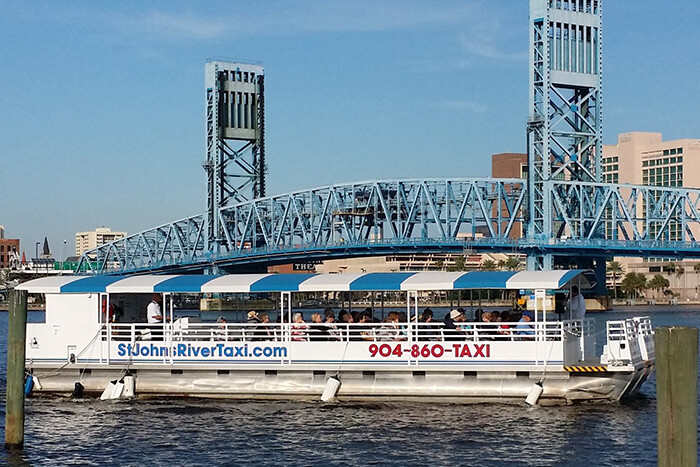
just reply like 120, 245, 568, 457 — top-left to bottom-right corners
0, 225, 4, 238
0, 238, 20, 269
491, 152, 527, 239
603, 132, 700, 299
75, 227, 127, 256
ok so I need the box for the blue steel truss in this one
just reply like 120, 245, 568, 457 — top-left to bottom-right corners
76, 178, 700, 275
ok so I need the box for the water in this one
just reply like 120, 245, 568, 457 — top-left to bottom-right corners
1, 308, 699, 465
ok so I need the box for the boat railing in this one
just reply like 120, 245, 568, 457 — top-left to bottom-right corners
605, 317, 652, 365
102, 320, 577, 344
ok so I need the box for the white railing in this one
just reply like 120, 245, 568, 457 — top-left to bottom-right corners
102, 320, 580, 344
604, 317, 653, 366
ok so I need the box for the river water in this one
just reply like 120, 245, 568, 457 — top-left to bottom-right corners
1, 307, 699, 466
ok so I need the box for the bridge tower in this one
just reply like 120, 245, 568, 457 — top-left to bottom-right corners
527, 0, 603, 271
204, 61, 266, 252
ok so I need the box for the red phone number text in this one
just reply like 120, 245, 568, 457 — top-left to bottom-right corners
368, 343, 490, 358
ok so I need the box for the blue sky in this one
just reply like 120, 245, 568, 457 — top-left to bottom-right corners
1, 0, 699, 258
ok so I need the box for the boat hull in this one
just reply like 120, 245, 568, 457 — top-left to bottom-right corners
29, 365, 645, 405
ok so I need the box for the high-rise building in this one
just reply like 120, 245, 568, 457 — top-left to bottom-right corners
75, 227, 127, 256
602, 132, 700, 187
603, 132, 700, 299
0, 238, 20, 268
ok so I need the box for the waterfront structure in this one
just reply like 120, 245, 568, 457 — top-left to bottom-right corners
204, 61, 266, 254
526, 0, 603, 272
492, 153, 527, 239
18, 270, 654, 404
76, 227, 126, 257
603, 132, 700, 298
0, 238, 20, 268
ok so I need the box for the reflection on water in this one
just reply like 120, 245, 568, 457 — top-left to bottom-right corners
1, 308, 698, 466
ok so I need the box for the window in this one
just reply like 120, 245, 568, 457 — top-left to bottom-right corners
643, 160, 649, 167
678, 148, 684, 154
663, 149, 669, 156
670, 148, 677, 155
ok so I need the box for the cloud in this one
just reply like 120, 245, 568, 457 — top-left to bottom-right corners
111, 0, 487, 41
439, 100, 488, 113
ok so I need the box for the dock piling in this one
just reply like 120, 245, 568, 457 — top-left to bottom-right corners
4, 289, 28, 450
655, 326, 698, 467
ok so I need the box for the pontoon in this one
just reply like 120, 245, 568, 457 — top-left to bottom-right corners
18, 270, 654, 405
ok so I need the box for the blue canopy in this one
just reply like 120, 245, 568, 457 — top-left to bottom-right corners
17, 270, 594, 294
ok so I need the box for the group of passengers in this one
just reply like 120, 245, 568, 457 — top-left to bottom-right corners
215, 306, 537, 342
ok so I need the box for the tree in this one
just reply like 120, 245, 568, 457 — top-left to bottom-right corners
607, 260, 623, 300
676, 266, 685, 300
498, 257, 522, 271
448, 256, 466, 272
648, 274, 670, 299
621, 272, 647, 299
480, 259, 497, 271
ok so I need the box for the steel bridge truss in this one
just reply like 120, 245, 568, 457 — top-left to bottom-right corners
78, 178, 526, 274
77, 178, 700, 275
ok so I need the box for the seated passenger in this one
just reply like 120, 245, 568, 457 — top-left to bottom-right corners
291, 312, 309, 341
497, 310, 513, 340
418, 308, 438, 340
442, 309, 466, 341
255, 313, 275, 341
515, 311, 535, 340
355, 312, 374, 341
324, 309, 341, 341
377, 312, 402, 341
478, 311, 499, 340
308, 312, 331, 341
214, 316, 228, 340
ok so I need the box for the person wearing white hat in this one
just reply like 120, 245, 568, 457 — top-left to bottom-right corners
443, 309, 466, 341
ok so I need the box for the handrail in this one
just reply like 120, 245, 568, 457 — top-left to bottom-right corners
104, 320, 577, 344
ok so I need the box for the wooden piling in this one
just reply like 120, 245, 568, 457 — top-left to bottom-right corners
655, 326, 698, 467
4, 289, 28, 450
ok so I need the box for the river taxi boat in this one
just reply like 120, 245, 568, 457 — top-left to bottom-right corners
18, 270, 654, 405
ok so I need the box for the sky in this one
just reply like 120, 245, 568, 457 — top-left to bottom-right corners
1, 0, 699, 258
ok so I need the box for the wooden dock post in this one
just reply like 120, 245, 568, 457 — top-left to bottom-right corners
4, 289, 28, 450
655, 326, 698, 467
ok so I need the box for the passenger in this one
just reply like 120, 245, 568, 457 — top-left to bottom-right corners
442, 309, 466, 341
215, 316, 228, 341
397, 311, 409, 340
247, 310, 261, 324
350, 311, 360, 323
291, 312, 309, 341
474, 308, 484, 323
355, 312, 374, 341
308, 312, 330, 341
478, 312, 498, 340
146, 293, 164, 340
418, 308, 437, 340
377, 312, 402, 341
337, 308, 350, 323
255, 313, 275, 341
324, 309, 341, 340
568, 285, 586, 320
498, 310, 513, 340
516, 311, 535, 340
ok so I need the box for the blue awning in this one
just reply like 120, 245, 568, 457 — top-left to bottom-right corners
154, 275, 220, 293
349, 272, 415, 291
453, 271, 518, 289
60, 275, 126, 293
249, 274, 317, 292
